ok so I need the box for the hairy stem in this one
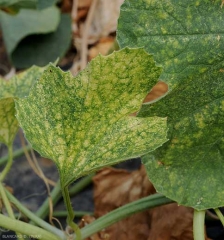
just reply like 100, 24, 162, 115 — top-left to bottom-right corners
62, 185, 81, 239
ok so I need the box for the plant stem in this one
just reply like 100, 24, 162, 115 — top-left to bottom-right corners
214, 208, 224, 226
62, 185, 81, 240
0, 182, 24, 239
0, 144, 13, 181
78, 193, 173, 240
0, 145, 32, 166
5, 188, 66, 239
69, 173, 94, 196
34, 180, 61, 222
0, 213, 61, 240
193, 210, 205, 240
0, 147, 24, 239
34, 173, 94, 221
0, 182, 15, 218
53, 211, 93, 218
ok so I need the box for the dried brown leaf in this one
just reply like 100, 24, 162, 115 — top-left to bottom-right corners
78, 0, 92, 8
88, 37, 115, 60
79, 216, 104, 240
131, 81, 168, 117
77, 9, 89, 21
143, 81, 168, 103
86, 0, 124, 43
148, 204, 194, 240
93, 166, 155, 217
73, 0, 124, 45
61, 0, 73, 13
80, 166, 210, 240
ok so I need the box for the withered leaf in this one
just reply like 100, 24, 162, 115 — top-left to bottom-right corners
80, 166, 210, 240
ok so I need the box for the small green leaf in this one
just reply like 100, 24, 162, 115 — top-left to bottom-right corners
0, 98, 18, 147
37, 0, 57, 10
0, 0, 37, 9
0, 6, 60, 60
117, 0, 224, 209
11, 14, 71, 68
15, 48, 168, 186
0, 65, 45, 146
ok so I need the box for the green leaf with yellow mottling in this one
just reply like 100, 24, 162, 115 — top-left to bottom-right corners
0, 66, 45, 146
139, 65, 224, 209
0, 98, 18, 147
15, 48, 168, 186
0, 66, 44, 99
117, 0, 224, 88
118, 0, 224, 209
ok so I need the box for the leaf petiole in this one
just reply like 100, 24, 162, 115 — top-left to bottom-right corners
193, 210, 206, 240
34, 173, 94, 222
0, 144, 13, 182
62, 185, 81, 239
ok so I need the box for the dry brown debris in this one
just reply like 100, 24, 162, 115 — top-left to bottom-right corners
80, 166, 211, 240
70, 0, 123, 75
72, 0, 123, 44
88, 37, 115, 61
143, 81, 168, 103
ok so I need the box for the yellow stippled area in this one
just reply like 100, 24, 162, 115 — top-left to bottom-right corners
15, 48, 168, 186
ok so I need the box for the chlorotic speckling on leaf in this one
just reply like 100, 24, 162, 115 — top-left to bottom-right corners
15, 48, 168, 187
